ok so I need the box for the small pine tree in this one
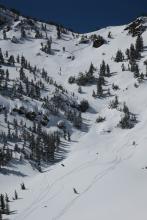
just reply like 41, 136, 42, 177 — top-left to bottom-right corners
121, 63, 125, 71
129, 44, 139, 61
123, 103, 129, 114
5, 194, 9, 203
92, 90, 96, 97
100, 60, 106, 76
4, 109, 8, 123
118, 104, 136, 130
115, 50, 124, 62
125, 48, 130, 60
135, 35, 144, 52
109, 96, 119, 109
57, 26, 61, 39
0, 194, 5, 211
108, 31, 112, 38
21, 183, 26, 190
88, 63, 95, 75
97, 78, 103, 97
21, 27, 26, 38
106, 64, 110, 76
140, 73, 144, 80
17, 55, 20, 63
5, 51, 8, 58
6, 69, 9, 81
14, 190, 18, 200
8, 55, 15, 66
67, 131, 71, 141
78, 86, 82, 93
3, 30, 7, 40
130, 61, 139, 77
0, 49, 4, 64
46, 38, 52, 54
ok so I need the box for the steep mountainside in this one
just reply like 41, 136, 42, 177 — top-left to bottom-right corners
0, 6, 147, 220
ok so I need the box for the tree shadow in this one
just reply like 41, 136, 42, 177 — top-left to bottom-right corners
2, 209, 17, 219
87, 106, 97, 114
143, 46, 147, 51
0, 167, 27, 177
110, 72, 118, 76
81, 118, 91, 133
54, 141, 70, 162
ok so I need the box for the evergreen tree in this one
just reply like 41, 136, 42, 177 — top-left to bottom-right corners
125, 48, 130, 60
19, 67, 25, 80
121, 63, 125, 71
14, 190, 18, 200
123, 103, 129, 114
3, 30, 7, 40
37, 122, 42, 135
97, 78, 103, 97
21, 55, 26, 68
5, 194, 9, 203
40, 37, 52, 54
106, 64, 110, 76
21, 183, 26, 190
5, 51, 8, 58
119, 112, 130, 129
0, 49, 4, 64
8, 55, 15, 66
5, 69, 9, 81
88, 63, 95, 75
115, 50, 124, 62
108, 31, 112, 38
100, 60, 106, 76
7, 121, 11, 139
140, 72, 144, 80
57, 26, 61, 39
17, 54, 20, 63
35, 30, 42, 39
4, 79, 8, 90
135, 35, 144, 52
0, 194, 5, 211
109, 95, 119, 109
17, 82, 24, 94
67, 131, 71, 141
4, 109, 8, 123
129, 44, 139, 61
130, 61, 139, 77
92, 90, 96, 97
78, 86, 82, 93
21, 27, 26, 38
118, 103, 136, 129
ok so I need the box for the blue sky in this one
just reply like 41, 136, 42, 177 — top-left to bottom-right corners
1, 0, 147, 32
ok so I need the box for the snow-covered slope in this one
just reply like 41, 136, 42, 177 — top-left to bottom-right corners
0, 7, 147, 220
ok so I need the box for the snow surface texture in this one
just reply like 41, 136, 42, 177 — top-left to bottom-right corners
0, 8, 147, 220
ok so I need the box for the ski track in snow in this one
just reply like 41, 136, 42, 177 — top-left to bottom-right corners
52, 144, 137, 220
14, 137, 136, 220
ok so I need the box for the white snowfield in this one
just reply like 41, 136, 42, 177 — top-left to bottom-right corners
1, 11, 147, 220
